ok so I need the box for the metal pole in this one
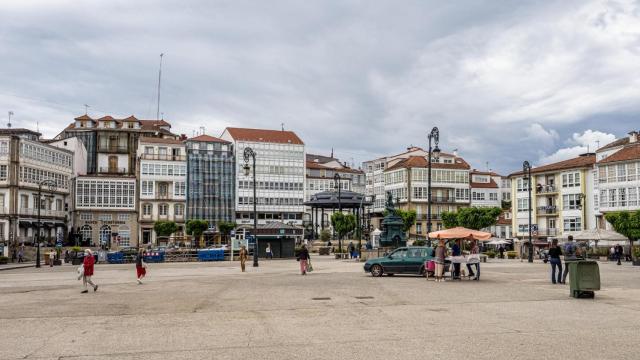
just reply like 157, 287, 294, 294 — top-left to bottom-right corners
252, 153, 258, 267
427, 135, 433, 235
527, 166, 533, 263
36, 184, 42, 268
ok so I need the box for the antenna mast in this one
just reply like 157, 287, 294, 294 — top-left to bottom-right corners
8, 111, 13, 128
157, 53, 164, 120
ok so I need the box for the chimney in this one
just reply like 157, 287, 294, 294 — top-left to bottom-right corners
629, 131, 638, 143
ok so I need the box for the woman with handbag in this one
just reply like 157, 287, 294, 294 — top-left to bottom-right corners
136, 248, 147, 284
81, 249, 98, 293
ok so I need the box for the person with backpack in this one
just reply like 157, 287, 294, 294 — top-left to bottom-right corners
548, 240, 563, 284
135, 248, 147, 284
562, 235, 578, 284
297, 244, 310, 275
81, 249, 98, 293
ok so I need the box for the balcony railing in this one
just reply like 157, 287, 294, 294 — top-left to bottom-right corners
156, 193, 171, 200
98, 145, 129, 153
535, 184, 557, 194
99, 167, 127, 174
141, 154, 186, 161
19, 208, 66, 217
536, 206, 557, 215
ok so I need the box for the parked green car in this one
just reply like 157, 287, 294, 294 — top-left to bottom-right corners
364, 246, 434, 277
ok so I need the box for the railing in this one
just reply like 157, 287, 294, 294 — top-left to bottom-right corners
141, 154, 186, 161
99, 167, 127, 174
536, 206, 557, 214
536, 185, 557, 194
18, 208, 66, 217
98, 145, 128, 153
156, 193, 171, 200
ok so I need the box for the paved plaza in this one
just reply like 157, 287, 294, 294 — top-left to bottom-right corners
1, 257, 639, 360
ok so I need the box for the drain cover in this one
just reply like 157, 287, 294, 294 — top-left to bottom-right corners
312, 297, 331, 300
355, 296, 374, 300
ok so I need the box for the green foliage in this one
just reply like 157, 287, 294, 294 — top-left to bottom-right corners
154, 221, 179, 237
413, 239, 426, 246
218, 221, 237, 236
506, 251, 517, 259
0, 256, 8, 264
605, 211, 640, 260
484, 251, 496, 258
71, 246, 81, 252
440, 207, 502, 230
186, 219, 209, 237
501, 200, 512, 210
396, 209, 417, 233
330, 212, 356, 239
634, 246, 640, 258
319, 229, 331, 242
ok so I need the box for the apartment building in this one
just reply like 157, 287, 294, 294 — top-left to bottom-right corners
137, 138, 187, 245
509, 153, 596, 243
594, 131, 640, 228
185, 134, 235, 235
382, 152, 472, 237
470, 170, 506, 208
220, 127, 305, 226
305, 153, 365, 200
0, 128, 74, 255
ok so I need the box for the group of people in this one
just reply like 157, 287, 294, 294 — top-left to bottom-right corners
78, 248, 148, 293
547, 235, 580, 284
610, 244, 625, 265
431, 239, 480, 282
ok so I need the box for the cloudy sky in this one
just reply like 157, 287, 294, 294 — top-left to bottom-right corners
1, 0, 639, 174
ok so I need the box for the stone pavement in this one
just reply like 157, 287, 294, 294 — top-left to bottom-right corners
0, 258, 638, 360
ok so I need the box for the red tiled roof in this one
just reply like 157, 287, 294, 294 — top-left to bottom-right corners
471, 170, 502, 177
598, 137, 629, 152
74, 114, 94, 121
385, 155, 471, 171
188, 134, 229, 143
509, 154, 596, 177
225, 127, 304, 145
471, 179, 499, 189
97, 116, 115, 121
306, 161, 364, 174
64, 116, 172, 133
496, 212, 511, 225
598, 143, 640, 164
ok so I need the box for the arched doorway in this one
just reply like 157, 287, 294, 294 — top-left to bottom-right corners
100, 225, 111, 248
80, 225, 92, 246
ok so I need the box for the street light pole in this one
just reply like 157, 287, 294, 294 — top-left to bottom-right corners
334, 173, 342, 253
35, 179, 57, 268
523, 161, 533, 263
243, 147, 258, 267
427, 127, 441, 239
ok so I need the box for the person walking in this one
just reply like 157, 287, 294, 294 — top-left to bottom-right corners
499, 245, 505, 259
297, 244, 310, 275
135, 248, 147, 284
548, 240, 563, 284
615, 244, 623, 265
49, 249, 56, 267
266, 243, 273, 260
81, 249, 98, 293
466, 239, 480, 281
434, 239, 446, 282
239, 245, 248, 272
562, 235, 577, 284
348, 242, 355, 259
451, 240, 461, 279
17, 247, 24, 263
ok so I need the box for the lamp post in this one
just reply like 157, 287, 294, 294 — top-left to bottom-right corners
333, 173, 342, 254
243, 147, 258, 267
523, 161, 533, 263
35, 179, 57, 268
427, 127, 441, 237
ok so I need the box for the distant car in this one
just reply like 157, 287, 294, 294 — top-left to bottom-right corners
364, 246, 434, 277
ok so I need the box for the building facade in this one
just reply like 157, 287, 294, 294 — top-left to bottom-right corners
509, 153, 596, 244
594, 131, 640, 229
382, 152, 472, 238
185, 134, 235, 232
137, 138, 187, 245
220, 127, 305, 226
0, 129, 74, 255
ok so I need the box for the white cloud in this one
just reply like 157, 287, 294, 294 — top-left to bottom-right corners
538, 129, 616, 165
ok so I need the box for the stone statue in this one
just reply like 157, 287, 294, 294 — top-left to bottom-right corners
385, 191, 396, 215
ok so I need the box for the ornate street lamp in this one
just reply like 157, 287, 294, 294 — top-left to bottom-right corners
427, 127, 441, 237
36, 179, 57, 268
334, 173, 342, 253
243, 147, 258, 267
523, 161, 533, 263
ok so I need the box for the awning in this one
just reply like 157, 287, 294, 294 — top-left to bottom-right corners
428, 227, 492, 241
43, 222, 55, 228
19, 221, 32, 227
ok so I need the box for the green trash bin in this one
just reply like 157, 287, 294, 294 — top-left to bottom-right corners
569, 260, 600, 298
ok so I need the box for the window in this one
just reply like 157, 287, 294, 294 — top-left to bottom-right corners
159, 204, 168, 216
118, 225, 130, 247
628, 187, 638, 207
80, 213, 93, 221
562, 194, 582, 210
619, 188, 627, 207
0, 165, 6, 181
489, 193, 498, 201
56, 199, 63, 211
174, 204, 184, 216
517, 198, 529, 212
0, 141, 7, 154
416, 223, 422, 234
562, 172, 580, 188
20, 195, 28, 209
617, 164, 627, 182
145, 147, 154, 154
142, 203, 152, 216
141, 181, 154, 196
472, 192, 485, 201
99, 225, 111, 245
563, 217, 582, 232
118, 214, 130, 221
80, 225, 92, 243
174, 182, 186, 197
98, 214, 112, 221
76, 179, 135, 209
517, 178, 530, 192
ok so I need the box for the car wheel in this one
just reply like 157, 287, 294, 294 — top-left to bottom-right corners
371, 265, 383, 277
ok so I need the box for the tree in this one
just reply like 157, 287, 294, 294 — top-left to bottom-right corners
330, 212, 356, 240
396, 209, 417, 233
186, 219, 209, 248
605, 210, 640, 260
154, 221, 178, 239
218, 221, 237, 245
440, 207, 502, 230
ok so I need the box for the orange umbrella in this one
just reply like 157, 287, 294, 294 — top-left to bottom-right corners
428, 227, 492, 241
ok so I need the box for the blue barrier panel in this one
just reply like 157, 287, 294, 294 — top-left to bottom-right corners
107, 252, 124, 264
143, 251, 165, 263
198, 249, 225, 261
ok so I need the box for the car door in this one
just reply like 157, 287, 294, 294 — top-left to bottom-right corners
404, 248, 426, 273
383, 248, 407, 273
